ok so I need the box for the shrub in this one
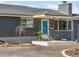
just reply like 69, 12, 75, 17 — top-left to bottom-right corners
35, 31, 43, 41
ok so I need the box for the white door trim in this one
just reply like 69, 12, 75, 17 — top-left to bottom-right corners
41, 18, 49, 39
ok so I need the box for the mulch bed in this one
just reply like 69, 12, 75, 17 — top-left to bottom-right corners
65, 48, 79, 57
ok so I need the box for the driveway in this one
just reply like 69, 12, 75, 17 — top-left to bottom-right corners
0, 36, 38, 44
0, 41, 77, 57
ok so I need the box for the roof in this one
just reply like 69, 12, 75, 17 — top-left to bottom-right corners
72, 14, 79, 16
72, 16, 79, 20
0, 4, 69, 16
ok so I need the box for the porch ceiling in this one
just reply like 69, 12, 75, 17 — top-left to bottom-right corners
33, 15, 73, 20
48, 16, 73, 20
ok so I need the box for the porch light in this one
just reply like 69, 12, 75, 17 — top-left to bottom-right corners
46, 16, 49, 20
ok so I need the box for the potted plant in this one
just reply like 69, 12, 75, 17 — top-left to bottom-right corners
36, 31, 43, 41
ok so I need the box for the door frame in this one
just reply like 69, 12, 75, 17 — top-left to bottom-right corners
41, 18, 49, 39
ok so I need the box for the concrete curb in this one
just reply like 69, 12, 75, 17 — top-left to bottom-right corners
62, 49, 72, 57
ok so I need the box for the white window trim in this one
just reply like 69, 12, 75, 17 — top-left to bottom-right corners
20, 17, 34, 28
67, 20, 68, 30
58, 20, 59, 31
54, 20, 73, 31
72, 21, 74, 31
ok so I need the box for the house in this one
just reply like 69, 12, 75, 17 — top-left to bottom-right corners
0, 1, 78, 41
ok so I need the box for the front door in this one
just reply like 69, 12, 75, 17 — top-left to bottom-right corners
41, 19, 49, 39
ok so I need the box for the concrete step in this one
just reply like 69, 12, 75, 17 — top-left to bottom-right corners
32, 41, 76, 46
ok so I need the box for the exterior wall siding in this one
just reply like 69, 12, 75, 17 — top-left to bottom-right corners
1, 16, 78, 40
49, 20, 79, 41
49, 19, 72, 40
24, 18, 40, 36
49, 30, 72, 40
0, 17, 40, 37
73, 20, 79, 40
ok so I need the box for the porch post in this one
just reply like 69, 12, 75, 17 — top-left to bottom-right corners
46, 16, 50, 40
71, 20, 74, 41
48, 17, 49, 40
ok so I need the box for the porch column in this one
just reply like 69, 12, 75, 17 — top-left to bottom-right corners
71, 20, 74, 41
46, 16, 50, 40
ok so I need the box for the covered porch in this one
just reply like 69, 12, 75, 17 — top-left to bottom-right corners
33, 15, 73, 41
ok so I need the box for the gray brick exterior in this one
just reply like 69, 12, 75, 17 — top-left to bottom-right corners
49, 30, 72, 40
49, 19, 79, 41
73, 20, 79, 40
49, 19, 73, 41
58, 2, 72, 15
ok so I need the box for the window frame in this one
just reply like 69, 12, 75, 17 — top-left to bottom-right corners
54, 20, 73, 31
20, 17, 34, 28
59, 20, 67, 30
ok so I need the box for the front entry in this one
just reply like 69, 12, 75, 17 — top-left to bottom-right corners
41, 18, 49, 39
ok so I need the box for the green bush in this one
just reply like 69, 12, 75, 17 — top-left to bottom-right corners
35, 31, 43, 41
35, 31, 43, 36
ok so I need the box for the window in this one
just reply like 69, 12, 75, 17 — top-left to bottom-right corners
53, 20, 58, 30
59, 20, 67, 30
21, 17, 34, 28
68, 21, 71, 30
21, 18, 26, 26
53, 20, 72, 31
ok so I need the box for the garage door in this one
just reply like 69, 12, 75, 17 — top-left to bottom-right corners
0, 17, 20, 37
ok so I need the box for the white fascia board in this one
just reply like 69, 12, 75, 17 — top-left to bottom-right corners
33, 15, 45, 18
73, 16, 79, 20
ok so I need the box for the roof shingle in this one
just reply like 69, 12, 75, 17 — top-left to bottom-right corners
0, 4, 69, 16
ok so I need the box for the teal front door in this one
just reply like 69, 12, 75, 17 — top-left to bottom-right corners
42, 19, 48, 38
43, 20, 48, 35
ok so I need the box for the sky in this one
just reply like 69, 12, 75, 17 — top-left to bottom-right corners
0, 1, 78, 14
